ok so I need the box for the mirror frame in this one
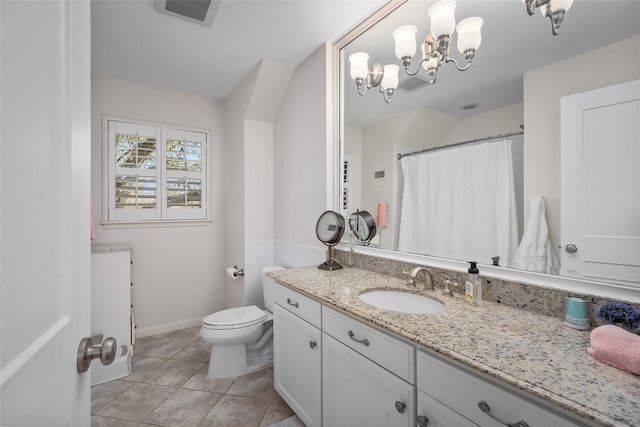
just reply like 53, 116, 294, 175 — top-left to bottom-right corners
331, 0, 640, 304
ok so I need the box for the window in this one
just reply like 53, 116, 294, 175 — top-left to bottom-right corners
105, 118, 208, 222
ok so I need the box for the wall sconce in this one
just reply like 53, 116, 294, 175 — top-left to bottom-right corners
348, 52, 399, 103
392, 0, 483, 85
523, 0, 573, 35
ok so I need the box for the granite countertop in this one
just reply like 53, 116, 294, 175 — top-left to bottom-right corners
268, 266, 640, 427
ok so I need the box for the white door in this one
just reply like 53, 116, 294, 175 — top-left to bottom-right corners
1, 1, 92, 425
561, 79, 640, 286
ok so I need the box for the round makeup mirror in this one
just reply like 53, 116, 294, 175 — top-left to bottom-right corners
349, 210, 377, 245
316, 210, 346, 271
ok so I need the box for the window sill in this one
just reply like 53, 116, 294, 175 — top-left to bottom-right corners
101, 219, 213, 229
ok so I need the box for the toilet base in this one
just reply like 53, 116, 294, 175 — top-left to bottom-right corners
207, 344, 273, 379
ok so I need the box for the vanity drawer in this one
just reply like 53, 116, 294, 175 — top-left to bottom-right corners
322, 306, 415, 383
272, 282, 321, 328
417, 350, 581, 427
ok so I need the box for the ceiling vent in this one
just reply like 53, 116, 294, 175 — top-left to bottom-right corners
397, 74, 432, 93
154, 0, 221, 27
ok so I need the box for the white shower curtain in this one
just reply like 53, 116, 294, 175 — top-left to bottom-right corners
397, 139, 519, 267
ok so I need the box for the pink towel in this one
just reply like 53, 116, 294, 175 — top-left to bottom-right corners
376, 202, 388, 227
588, 325, 640, 375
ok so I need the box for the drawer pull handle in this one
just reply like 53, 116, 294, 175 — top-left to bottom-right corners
286, 298, 299, 308
478, 401, 529, 427
417, 415, 429, 427
395, 401, 406, 414
348, 330, 370, 346
309, 340, 317, 349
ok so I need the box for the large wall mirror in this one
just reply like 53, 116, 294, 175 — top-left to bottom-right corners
337, 0, 640, 298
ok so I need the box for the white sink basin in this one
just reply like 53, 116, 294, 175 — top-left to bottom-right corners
358, 290, 445, 314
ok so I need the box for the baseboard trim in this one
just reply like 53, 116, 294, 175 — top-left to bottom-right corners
135, 317, 203, 338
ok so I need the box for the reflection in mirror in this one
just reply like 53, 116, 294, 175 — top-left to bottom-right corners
339, 1, 640, 289
348, 210, 377, 245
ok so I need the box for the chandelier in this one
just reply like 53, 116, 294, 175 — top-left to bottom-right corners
348, 53, 400, 103
392, 0, 483, 86
522, 0, 574, 35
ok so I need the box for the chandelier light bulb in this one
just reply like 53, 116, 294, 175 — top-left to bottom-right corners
428, 0, 457, 39
349, 52, 369, 81
381, 64, 400, 91
421, 55, 439, 71
392, 25, 418, 61
456, 17, 483, 54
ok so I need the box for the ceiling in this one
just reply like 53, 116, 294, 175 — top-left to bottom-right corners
91, 0, 388, 99
342, 0, 640, 127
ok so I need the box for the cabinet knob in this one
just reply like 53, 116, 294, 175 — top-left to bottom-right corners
395, 401, 406, 414
478, 401, 529, 427
309, 340, 317, 349
417, 415, 429, 427
286, 298, 299, 308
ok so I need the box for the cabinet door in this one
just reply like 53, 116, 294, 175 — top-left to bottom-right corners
273, 304, 321, 427
323, 334, 415, 427
417, 391, 478, 427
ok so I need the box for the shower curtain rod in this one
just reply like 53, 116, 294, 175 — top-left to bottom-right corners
397, 130, 524, 160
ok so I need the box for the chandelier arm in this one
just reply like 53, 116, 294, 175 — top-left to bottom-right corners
357, 83, 368, 96
445, 56, 472, 72
381, 87, 394, 103
548, 10, 565, 36
527, 0, 551, 15
550, 15, 560, 36
401, 57, 430, 77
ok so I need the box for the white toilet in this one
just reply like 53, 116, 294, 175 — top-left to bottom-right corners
200, 266, 284, 379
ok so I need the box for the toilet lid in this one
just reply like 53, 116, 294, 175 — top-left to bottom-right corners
203, 305, 267, 328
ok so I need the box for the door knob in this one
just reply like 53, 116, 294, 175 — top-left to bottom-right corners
77, 336, 117, 373
565, 244, 578, 253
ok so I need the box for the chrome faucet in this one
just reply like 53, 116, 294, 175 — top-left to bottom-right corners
406, 266, 434, 290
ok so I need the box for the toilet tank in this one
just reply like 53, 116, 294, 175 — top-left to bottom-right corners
261, 265, 285, 312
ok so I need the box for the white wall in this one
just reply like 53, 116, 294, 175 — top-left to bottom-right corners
223, 65, 257, 308
441, 103, 523, 145
244, 120, 275, 307
91, 75, 227, 336
523, 35, 640, 252
224, 59, 293, 308
274, 44, 332, 267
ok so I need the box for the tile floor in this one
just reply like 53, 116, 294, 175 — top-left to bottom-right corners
91, 326, 296, 427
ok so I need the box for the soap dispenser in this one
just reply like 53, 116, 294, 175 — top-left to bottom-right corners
465, 261, 482, 306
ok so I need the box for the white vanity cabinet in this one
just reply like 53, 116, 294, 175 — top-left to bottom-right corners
272, 284, 322, 427
417, 350, 582, 427
322, 306, 415, 427
90, 245, 134, 386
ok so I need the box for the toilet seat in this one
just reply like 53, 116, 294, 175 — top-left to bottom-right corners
203, 305, 267, 330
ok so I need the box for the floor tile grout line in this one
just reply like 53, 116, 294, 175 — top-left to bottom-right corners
93, 326, 290, 427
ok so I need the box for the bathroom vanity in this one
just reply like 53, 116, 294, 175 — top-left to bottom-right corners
269, 266, 640, 427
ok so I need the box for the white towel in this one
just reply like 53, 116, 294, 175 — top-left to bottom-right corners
512, 196, 560, 274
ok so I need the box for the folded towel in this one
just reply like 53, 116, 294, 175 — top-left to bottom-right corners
588, 325, 640, 375
512, 196, 559, 274
376, 201, 388, 227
